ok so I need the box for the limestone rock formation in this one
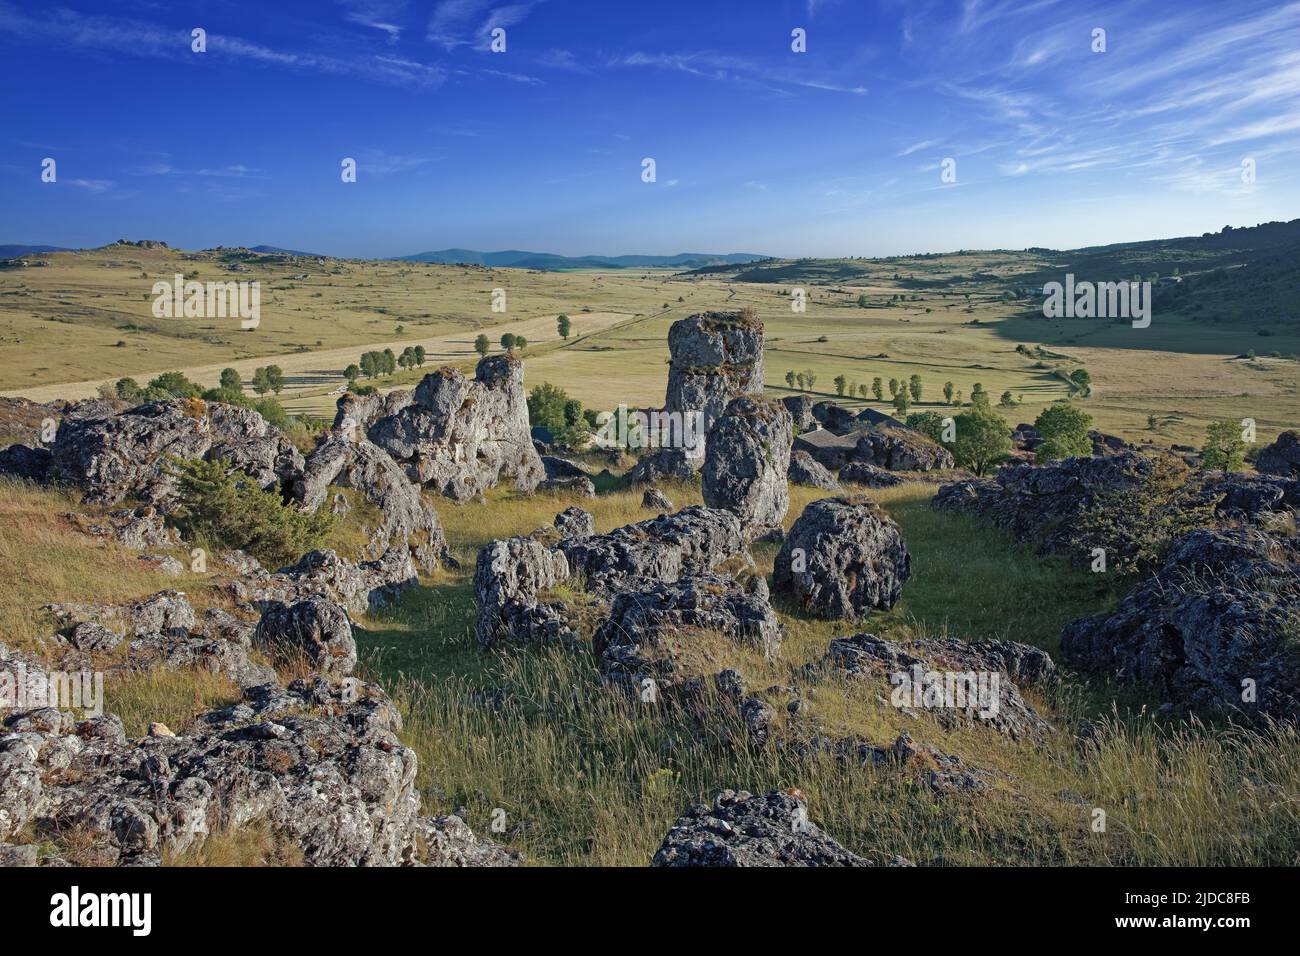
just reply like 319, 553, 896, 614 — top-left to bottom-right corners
642, 487, 674, 512
229, 547, 418, 616
1060, 528, 1300, 721
0, 677, 492, 866
473, 536, 573, 646
362, 355, 545, 502
254, 597, 358, 676
558, 505, 748, 596
854, 425, 954, 471
787, 449, 838, 489
773, 496, 911, 619
48, 399, 303, 505
39, 590, 274, 690
1256, 430, 1300, 477
553, 506, 595, 539
781, 395, 816, 431
826, 633, 1055, 741
628, 311, 764, 483
64, 506, 181, 551
593, 573, 784, 687
701, 396, 792, 539
295, 434, 448, 572
838, 462, 906, 487
932, 451, 1157, 558
652, 789, 867, 867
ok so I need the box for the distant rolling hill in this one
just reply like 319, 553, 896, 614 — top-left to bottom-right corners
248, 245, 325, 257
394, 249, 769, 271
0, 244, 72, 259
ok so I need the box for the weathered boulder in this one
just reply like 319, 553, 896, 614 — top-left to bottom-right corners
363, 355, 545, 501
558, 506, 747, 597
553, 506, 595, 539
642, 487, 674, 512
773, 496, 911, 619
64, 506, 180, 551
838, 462, 905, 487
48, 399, 303, 505
295, 434, 448, 572
537, 475, 596, 498
702, 397, 792, 539
473, 536, 573, 646
593, 574, 784, 686
788, 449, 838, 489
1256, 430, 1300, 477
854, 425, 954, 471
540, 455, 590, 480
781, 395, 816, 431
254, 597, 357, 676
652, 789, 867, 867
826, 633, 1055, 741
627, 311, 764, 482
1060, 528, 1300, 721
230, 548, 417, 616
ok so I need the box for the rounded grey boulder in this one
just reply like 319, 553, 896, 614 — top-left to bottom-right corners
773, 495, 911, 619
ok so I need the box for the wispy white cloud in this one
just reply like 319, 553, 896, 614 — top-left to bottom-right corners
426, 0, 544, 51
0, 2, 445, 88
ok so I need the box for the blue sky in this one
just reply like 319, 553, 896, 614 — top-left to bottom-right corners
2, 0, 1298, 258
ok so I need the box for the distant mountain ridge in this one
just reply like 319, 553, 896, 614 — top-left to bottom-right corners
393, 249, 770, 270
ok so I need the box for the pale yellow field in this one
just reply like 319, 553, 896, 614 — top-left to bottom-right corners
3, 244, 1297, 448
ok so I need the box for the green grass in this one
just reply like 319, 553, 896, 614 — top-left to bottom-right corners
353, 481, 1300, 867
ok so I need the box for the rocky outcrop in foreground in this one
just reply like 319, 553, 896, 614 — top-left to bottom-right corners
0, 678, 517, 867
773, 496, 911, 620
593, 573, 784, 689
826, 633, 1055, 741
1060, 528, 1300, 722
652, 789, 867, 867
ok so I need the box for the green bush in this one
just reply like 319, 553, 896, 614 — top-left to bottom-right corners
1202, 420, 1247, 472
905, 411, 947, 443
165, 457, 332, 569
1035, 404, 1093, 461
